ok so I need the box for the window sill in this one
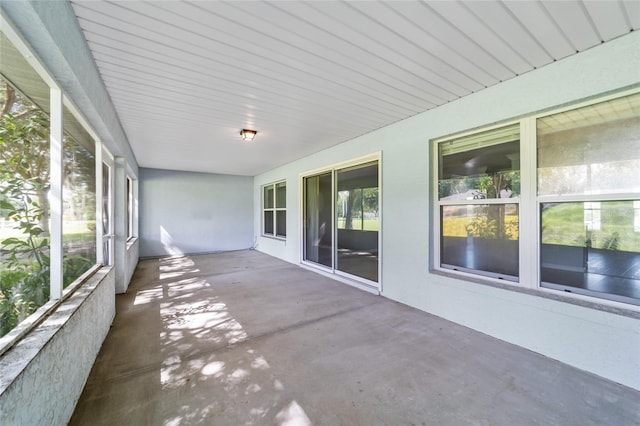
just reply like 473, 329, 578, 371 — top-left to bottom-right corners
261, 234, 286, 242
431, 267, 640, 320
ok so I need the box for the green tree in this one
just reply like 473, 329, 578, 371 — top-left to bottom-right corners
1, 79, 51, 336
0, 82, 50, 236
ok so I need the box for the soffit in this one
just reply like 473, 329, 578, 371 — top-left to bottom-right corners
69, 0, 639, 176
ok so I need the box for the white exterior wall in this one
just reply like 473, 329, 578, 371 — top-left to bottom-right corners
254, 32, 640, 390
0, 268, 116, 424
139, 168, 254, 258
126, 238, 139, 285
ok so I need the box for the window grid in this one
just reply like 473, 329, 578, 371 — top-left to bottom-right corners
433, 90, 640, 307
262, 181, 286, 239
436, 122, 522, 281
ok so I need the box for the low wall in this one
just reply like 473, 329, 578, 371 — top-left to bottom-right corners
126, 238, 139, 284
0, 267, 115, 424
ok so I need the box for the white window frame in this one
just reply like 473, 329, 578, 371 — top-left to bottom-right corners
431, 88, 640, 311
262, 180, 286, 239
299, 152, 382, 292
126, 175, 134, 241
433, 121, 524, 283
0, 16, 105, 353
100, 147, 115, 266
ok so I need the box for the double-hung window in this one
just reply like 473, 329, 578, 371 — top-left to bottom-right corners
433, 91, 640, 307
436, 124, 521, 281
263, 181, 286, 238
537, 93, 640, 305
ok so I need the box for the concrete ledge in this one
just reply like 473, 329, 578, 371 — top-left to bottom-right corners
430, 267, 640, 320
0, 267, 115, 424
126, 237, 139, 286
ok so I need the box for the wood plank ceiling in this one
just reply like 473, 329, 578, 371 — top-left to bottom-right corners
69, 0, 639, 176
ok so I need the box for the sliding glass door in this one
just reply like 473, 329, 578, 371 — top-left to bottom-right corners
303, 171, 333, 267
336, 162, 379, 282
302, 158, 380, 286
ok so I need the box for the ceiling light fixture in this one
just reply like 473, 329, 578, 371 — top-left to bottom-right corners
240, 129, 257, 141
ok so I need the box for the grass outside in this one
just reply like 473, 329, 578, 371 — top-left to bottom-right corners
542, 203, 640, 252
1, 221, 96, 273
336, 218, 379, 231
0, 221, 95, 240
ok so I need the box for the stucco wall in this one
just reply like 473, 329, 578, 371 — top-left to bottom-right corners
253, 31, 640, 390
0, 268, 116, 424
139, 168, 254, 257
126, 238, 140, 285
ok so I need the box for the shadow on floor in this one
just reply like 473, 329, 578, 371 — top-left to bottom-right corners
70, 250, 640, 425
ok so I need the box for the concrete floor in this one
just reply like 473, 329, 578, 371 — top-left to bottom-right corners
70, 250, 640, 425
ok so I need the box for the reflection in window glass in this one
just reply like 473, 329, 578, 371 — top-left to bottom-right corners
336, 162, 379, 282
538, 92, 640, 305
264, 211, 274, 235
537, 93, 640, 196
584, 202, 601, 231
441, 204, 519, 279
276, 181, 286, 208
62, 108, 96, 288
540, 201, 640, 304
264, 185, 274, 209
438, 124, 520, 281
263, 181, 286, 238
304, 173, 332, 267
275, 181, 286, 237
102, 163, 111, 265
126, 176, 133, 239
276, 211, 286, 237
439, 125, 520, 200
0, 34, 51, 337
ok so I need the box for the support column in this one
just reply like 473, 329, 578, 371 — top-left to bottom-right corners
114, 157, 127, 293
49, 88, 63, 299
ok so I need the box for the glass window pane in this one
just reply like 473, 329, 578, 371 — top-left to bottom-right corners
102, 163, 111, 265
336, 162, 379, 282
541, 201, 640, 303
337, 189, 363, 230
276, 211, 286, 237
439, 125, 520, 200
0, 34, 51, 337
537, 93, 640, 196
303, 172, 332, 267
126, 177, 132, 239
275, 181, 286, 208
62, 108, 96, 288
264, 211, 274, 235
441, 204, 519, 279
264, 185, 274, 209
363, 187, 379, 232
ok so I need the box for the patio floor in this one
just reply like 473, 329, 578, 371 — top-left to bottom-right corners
70, 250, 640, 425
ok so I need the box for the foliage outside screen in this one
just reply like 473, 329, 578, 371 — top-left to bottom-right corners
1, 77, 97, 337
1, 78, 51, 336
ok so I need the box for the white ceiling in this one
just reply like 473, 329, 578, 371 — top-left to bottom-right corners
69, 0, 639, 176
